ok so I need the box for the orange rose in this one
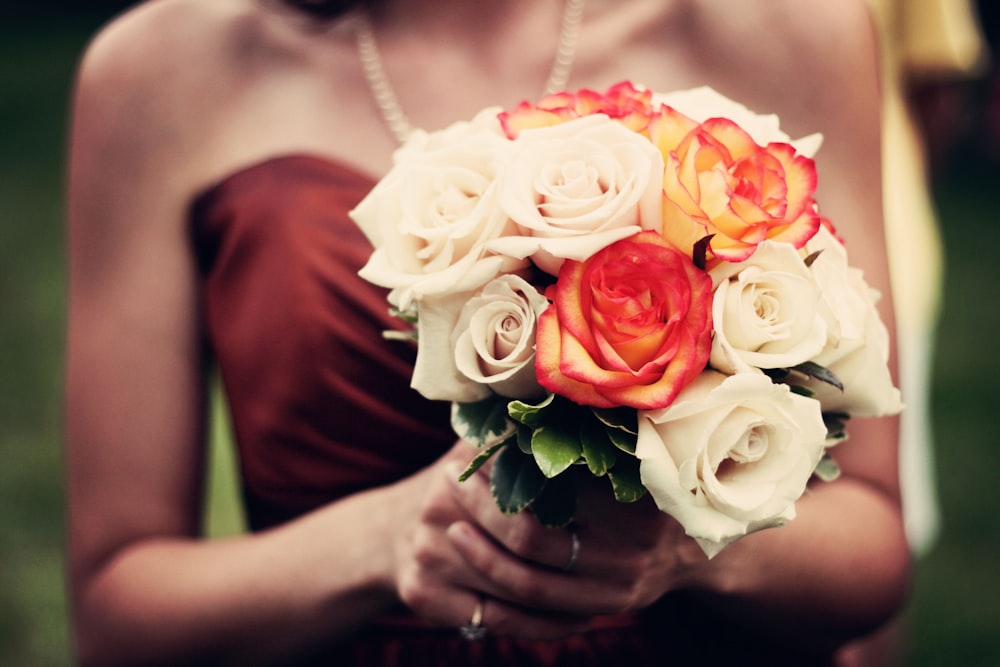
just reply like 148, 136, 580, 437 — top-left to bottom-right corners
499, 81, 656, 139
535, 231, 713, 409
650, 106, 821, 264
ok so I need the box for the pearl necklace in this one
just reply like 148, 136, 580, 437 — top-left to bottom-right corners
355, 0, 585, 144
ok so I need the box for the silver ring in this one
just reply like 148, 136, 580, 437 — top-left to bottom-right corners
459, 598, 488, 641
563, 525, 581, 572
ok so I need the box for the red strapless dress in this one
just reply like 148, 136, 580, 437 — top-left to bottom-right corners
189, 154, 835, 666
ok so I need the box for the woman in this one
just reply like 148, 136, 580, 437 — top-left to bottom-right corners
64, 0, 910, 665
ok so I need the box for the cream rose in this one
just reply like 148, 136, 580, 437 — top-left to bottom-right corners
709, 240, 828, 374
411, 275, 548, 402
351, 110, 527, 308
486, 114, 664, 275
636, 370, 828, 557
800, 227, 903, 416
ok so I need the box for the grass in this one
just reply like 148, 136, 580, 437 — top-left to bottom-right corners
905, 159, 1000, 666
1, 9, 998, 666
0, 16, 93, 667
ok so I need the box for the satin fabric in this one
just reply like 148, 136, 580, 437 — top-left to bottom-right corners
191, 154, 455, 530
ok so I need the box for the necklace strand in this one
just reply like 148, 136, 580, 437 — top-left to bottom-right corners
356, 0, 585, 144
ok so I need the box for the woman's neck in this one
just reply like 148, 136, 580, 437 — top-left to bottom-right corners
366, 0, 566, 48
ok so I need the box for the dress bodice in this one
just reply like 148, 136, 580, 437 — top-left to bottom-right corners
190, 154, 455, 531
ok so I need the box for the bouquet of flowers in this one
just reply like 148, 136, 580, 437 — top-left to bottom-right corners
351, 82, 902, 557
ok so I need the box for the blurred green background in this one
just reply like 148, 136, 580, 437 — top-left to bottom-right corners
2, 4, 998, 666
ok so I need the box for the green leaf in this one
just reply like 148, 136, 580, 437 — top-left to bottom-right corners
457, 439, 510, 482
491, 444, 546, 515
452, 395, 516, 448
823, 412, 851, 444
516, 424, 534, 454
607, 454, 647, 503
762, 367, 791, 383
592, 406, 638, 435
813, 452, 842, 482
507, 393, 556, 428
388, 305, 419, 326
606, 424, 637, 454
789, 384, 817, 399
531, 422, 583, 478
579, 424, 617, 476
791, 361, 844, 392
530, 471, 578, 527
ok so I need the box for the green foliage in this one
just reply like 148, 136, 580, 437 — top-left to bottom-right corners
812, 452, 842, 482
457, 439, 509, 482
579, 425, 617, 476
593, 406, 638, 454
457, 392, 644, 526
789, 384, 817, 398
531, 423, 583, 478
606, 454, 647, 503
823, 412, 850, 444
764, 362, 843, 393
792, 361, 844, 392
507, 393, 556, 427
490, 442, 547, 515
528, 469, 578, 527
452, 394, 517, 448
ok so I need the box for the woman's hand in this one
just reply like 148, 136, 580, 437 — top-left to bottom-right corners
389, 441, 597, 639
429, 458, 709, 627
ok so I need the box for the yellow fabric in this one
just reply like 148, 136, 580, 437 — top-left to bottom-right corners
898, 0, 987, 78
866, 0, 987, 553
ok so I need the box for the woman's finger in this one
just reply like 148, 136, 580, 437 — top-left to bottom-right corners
445, 520, 636, 616
447, 463, 586, 571
461, 595, 593, 640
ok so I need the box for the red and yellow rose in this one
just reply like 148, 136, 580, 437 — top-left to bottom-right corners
535, 231, 713, 410
649, 106, 822, 265
499, 81, 656, 139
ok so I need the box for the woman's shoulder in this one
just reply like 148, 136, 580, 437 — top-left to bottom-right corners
75, 0, 310, 116
81, 1, 240, 82
69, 0, 369, 203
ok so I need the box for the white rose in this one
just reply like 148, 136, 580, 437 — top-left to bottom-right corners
350, 112, 527, 308
709, 240, 827, 374
801, 227, 903, 416
411, 275, 548, 402
652, 86, 823, 158
636, 370, 828, 558
394, 106, 506, 158
486, 114, 664, 275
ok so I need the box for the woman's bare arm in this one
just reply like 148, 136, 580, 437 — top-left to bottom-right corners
63, 7, 415, 663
